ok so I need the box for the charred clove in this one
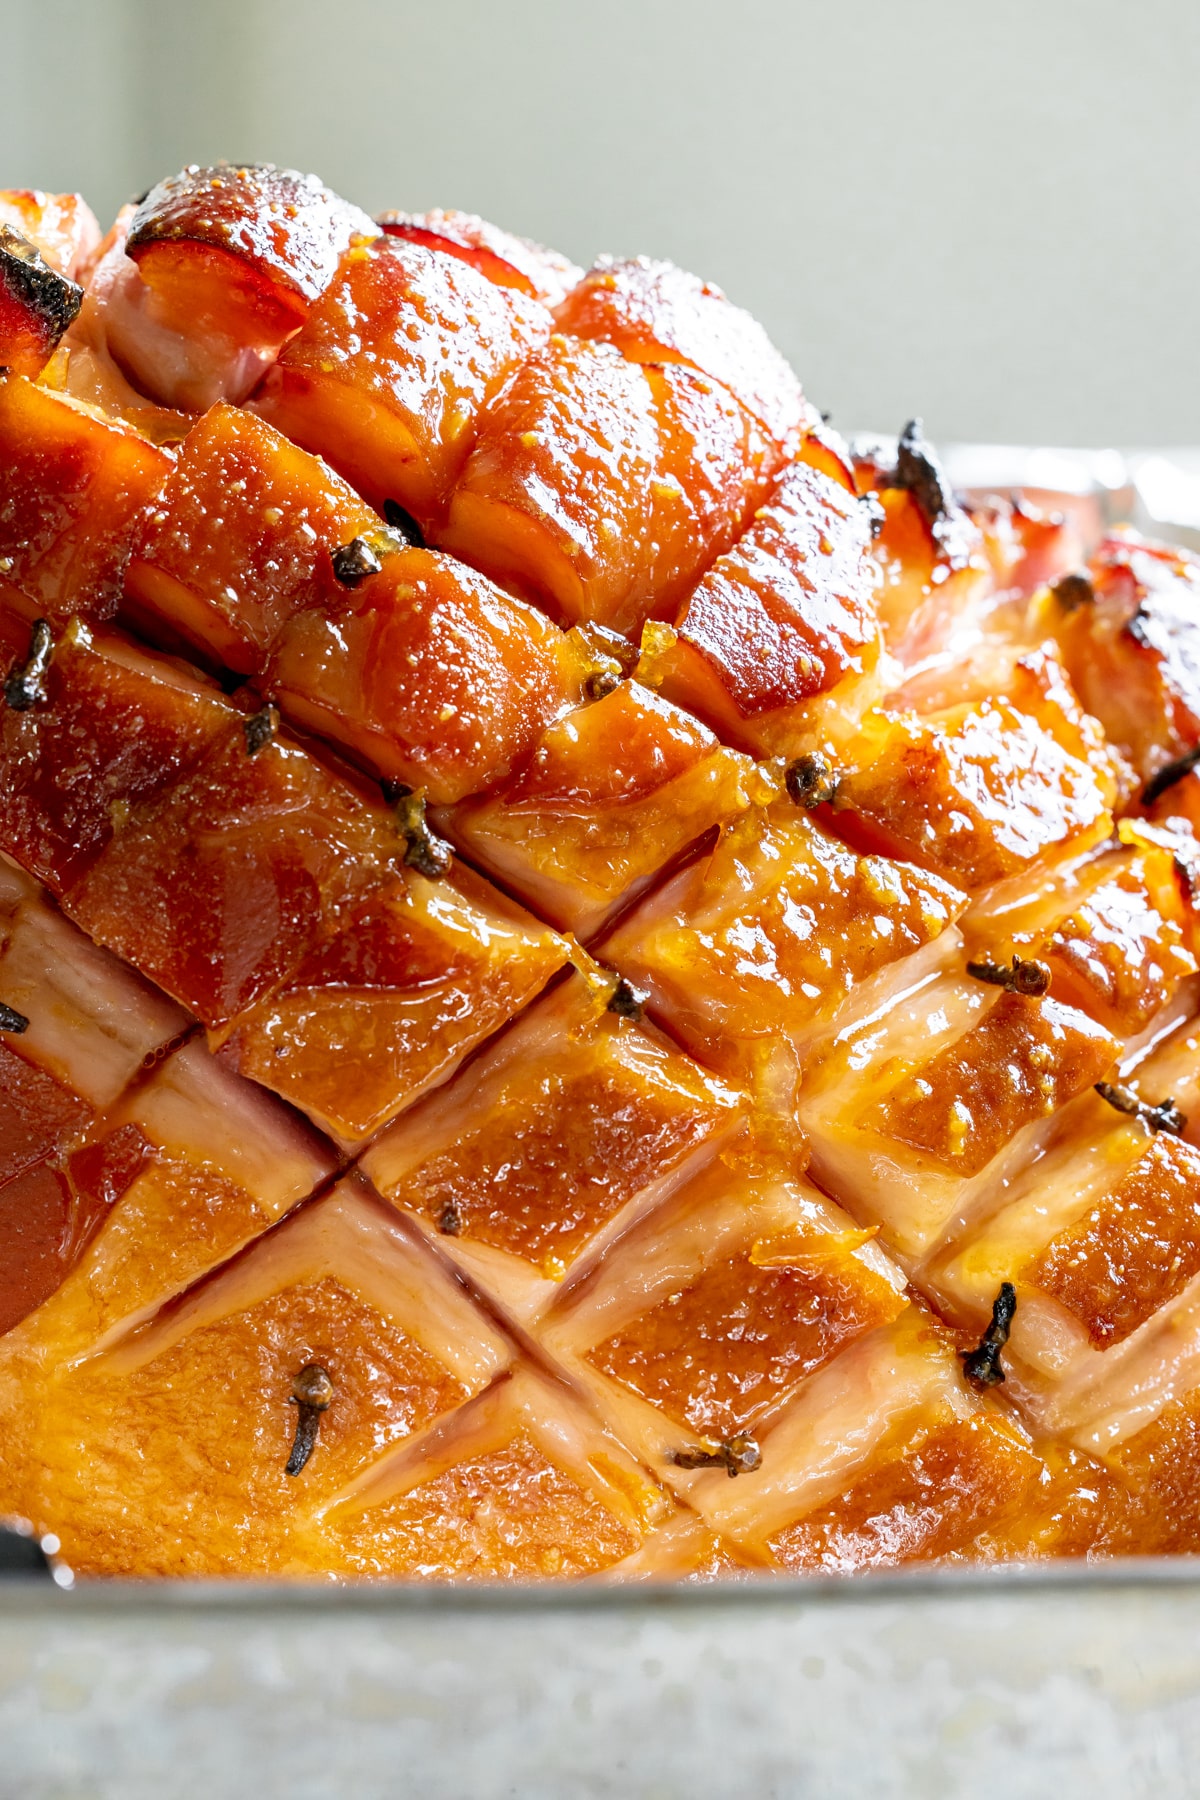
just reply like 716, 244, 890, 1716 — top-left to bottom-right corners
383, 499, 425, 548
4, 619, 53, 712
0, 1002, 29, 1033
1095, 1081, 1186, 1137
0, 225, 84, 346
436, 1199, 463, 1237
673, 1434, 763, 1479
965, 953, 1051, 998
332, 535, 385, 587
785, 752, 840, 810
961, 1282, 1017, 1390
1050, 571, 1095, 613
393, 788, 453, 879
894, 418, 954, 527
585, 667, 622, 702
243, 702, 280, 756
575, 621, 638, 703
1141, 746, 1200, 808
606, 976, 648, 1021
285, 1363, 334, 1476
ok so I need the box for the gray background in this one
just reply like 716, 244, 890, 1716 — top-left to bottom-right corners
2, 0, 1197, 446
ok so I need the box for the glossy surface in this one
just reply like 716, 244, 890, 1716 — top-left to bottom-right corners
378, 208, 581, 306
554, 256, 807, 448
268, 547, 579, 803
102, 165, 377, 412
440, 336, 778, 633
0, 378, 171, 621
254, 237, 549, 523
6, 168, 1200, 1583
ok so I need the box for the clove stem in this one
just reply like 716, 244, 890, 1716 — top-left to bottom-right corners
4, 619, 53, 711
286, 1363, 334, 1477
961, 1282, 1017, 1390
966, 954, 1051, 997
672, 1434, 762, 1479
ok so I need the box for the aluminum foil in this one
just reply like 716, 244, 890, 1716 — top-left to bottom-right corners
942, 442, 1200, 555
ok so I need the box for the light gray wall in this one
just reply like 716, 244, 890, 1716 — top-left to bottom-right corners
3, 0, 1198, 446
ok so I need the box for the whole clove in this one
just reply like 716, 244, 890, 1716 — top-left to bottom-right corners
606, 976, 648, 1021
392, 787, 453, 880
672, 1435, 762, 1479
585, 667, 622, 701
1050, 571, 1095, 613
961, 1282, 1017, 1390
965, 954, 1051, 998
285, 1363, 334, 1476
894, 418, 954, 527
331, 535, 385, 588
436, 1198, 463, 1237
1094, 1081, 1186, 1137
242, 702, 280, 756
785, 752, 840, 810
0, 1002, 29, 1033
4, 619, 53, 712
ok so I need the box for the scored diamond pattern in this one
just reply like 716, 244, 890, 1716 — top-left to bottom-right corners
4, 168, 1200, 1576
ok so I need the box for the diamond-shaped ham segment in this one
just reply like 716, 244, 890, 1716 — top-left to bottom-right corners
32, 1038, 336, 1364
326, 1363, 668, 1581
962, 832, 1198, 1038
0, 377, 171, 623
1031, 1133, 1200, 1348
439, 337, 779, 636
0, 618, 233, 893
770, 1412, 1041, 1574
267, 547, 582, 805
541, 1161, 906, 1473
216, 862, 568, 1146
834, 695, 1115, 891
925, 1020, 1200, 1433
444, 681, 756, 938
601, 804, 967, 1077
3, 1178, 508, 1575
101, 165, 378, 413
674, 1310, 1026, 1562
254, 237, 549, 527
64, 722, 401, 1025
797, 956, 1118, 1260
554, 256, 807, 451
123, 403, 381, 673
0, 886, 326, 1346
361, 974, 745, 1321
880, 991, 1118, 1177
654, 452, 881, 749
1050, 532, 1200, 785
378, 208, 581, 306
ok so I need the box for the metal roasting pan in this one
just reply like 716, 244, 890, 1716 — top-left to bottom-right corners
7, 447, 1200, 1800
6, 1563, 1200, 1799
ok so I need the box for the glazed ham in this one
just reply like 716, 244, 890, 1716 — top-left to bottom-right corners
5, 165, 1200, 1580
